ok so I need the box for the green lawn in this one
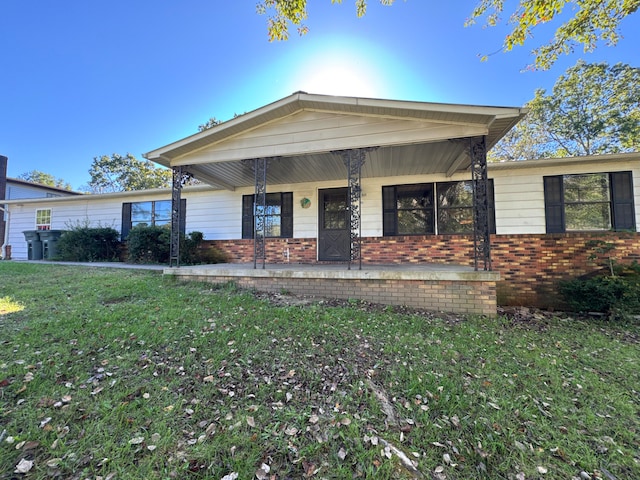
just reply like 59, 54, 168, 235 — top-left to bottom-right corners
0, 262, 638, 479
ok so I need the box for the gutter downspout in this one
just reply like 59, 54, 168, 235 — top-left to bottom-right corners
0, 205, 9, 259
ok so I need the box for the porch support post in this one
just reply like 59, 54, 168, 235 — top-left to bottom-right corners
469, 136, 492, 271
253, 157, 269, 270
170, 166, 192, 267
336, 148, 375, 270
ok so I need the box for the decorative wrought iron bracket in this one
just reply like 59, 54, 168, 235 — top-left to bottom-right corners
334, 148, 377, 270
170, 166, 193, 267
468, 137, 492, 271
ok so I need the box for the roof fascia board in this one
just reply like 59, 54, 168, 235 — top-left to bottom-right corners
488, 152, 639, 171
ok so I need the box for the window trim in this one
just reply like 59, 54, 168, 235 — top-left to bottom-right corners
242, 192, 293, 239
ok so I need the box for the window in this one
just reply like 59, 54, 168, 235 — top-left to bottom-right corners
383, 184, 434, 235
35, 209, 51, 230
437, 181, 495, 234
121, 200, 185, 240
131, 201, 171, 228
242, 192, 293, 239
382, 181, 495, 236
544, 172, 635, 233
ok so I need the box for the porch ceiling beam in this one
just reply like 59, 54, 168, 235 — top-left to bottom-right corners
446, 151, 469, 177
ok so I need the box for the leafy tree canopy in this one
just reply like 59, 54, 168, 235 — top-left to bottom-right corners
489, 61, 640, 161
87, 153, 172, 193
17, 170, 72, 190
257, 0, 639, 69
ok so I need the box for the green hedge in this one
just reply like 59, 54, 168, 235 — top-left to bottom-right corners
56, 227, 121, 262
125, 226, 226, 265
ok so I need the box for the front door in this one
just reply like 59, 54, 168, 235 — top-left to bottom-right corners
318, 188, 350, 261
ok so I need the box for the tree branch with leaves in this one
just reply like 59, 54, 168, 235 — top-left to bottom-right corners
257, 0, 638, 69
489, 61, 640, 161
87, 153, 172, 193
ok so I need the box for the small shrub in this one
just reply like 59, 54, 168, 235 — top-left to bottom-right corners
559, 271, 640, 318
126, 227, 226, 265
126, 225, 171, 264
56, 226, 121, 262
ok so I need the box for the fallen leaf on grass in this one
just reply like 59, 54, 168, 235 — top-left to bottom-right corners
14, 458, 34, 473
309, 414, 319, 424
246, 416, 256, 428
255, 463, 270, 479
285, 426, 298, 436
46, 458, 62, 468
337, 447, 347, 460
221, 472, 238, 480
128, 437, 145, 445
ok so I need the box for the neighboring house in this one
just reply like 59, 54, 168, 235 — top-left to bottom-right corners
2, 94, 638, 311
0, 155, 81, 258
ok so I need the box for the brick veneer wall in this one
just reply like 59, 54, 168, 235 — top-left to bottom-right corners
207, 232, 640, 308
177, 273, 497, 316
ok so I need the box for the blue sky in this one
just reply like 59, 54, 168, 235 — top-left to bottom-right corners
1, 1, 639, 190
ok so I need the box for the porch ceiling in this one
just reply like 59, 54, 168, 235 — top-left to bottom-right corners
145, 92, 527, 190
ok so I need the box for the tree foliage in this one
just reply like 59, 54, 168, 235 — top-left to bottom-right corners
87, 153, 172, 193
198, 117, 222, 132
489, 61, 640, 161
257, 0, 395, 41
257, 0, 638, 69
468, 0, 640, 69
17, 170, 72, 190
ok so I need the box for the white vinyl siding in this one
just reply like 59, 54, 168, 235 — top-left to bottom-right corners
184, 110, 488, 165
4, 157, 639, 260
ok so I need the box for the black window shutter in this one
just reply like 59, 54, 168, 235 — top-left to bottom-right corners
241, 195, 254, 239
281, 192, 293, 238
488, 180, 496, 234
610, 171, 636, 231
179, 199, 187, 235
382, 186, 396, 236
121, 203, 132, 241
544, 176, 564, 233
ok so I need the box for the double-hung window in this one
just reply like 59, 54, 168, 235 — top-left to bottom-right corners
544, 172, 635, 233
383, 181, 495, 236
35, 209, 52, 230
242, 192, 293, 239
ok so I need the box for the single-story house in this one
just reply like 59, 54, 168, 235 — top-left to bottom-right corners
3, 93, 638, 314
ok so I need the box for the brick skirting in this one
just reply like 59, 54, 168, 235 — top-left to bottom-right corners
167, 266, 498, 316
207, 232, 640, 309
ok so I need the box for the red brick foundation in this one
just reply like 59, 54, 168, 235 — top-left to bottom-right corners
208, 232, 640, 309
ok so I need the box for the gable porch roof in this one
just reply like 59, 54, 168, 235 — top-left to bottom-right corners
144, 92, 527, 190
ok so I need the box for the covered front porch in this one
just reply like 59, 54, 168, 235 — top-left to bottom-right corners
164, 262, 499, 316
146, 92, 526, 315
